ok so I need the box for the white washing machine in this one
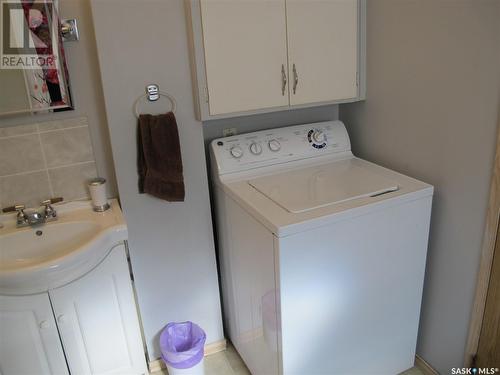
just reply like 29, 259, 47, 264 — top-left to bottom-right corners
210, 121, 433, 375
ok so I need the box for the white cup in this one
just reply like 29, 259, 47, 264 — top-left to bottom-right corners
88, 177, 110, 212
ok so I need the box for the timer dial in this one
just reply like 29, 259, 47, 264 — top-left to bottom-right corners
230, 145, 244, 159
268, 139, 281, 152
312, 130, 326, 144
308, 129, 327, 149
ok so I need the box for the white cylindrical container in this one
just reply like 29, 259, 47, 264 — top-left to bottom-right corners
88, 177, 110, 212
165, 358, 205, 375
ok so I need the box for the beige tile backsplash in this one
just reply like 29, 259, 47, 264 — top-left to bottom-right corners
0, 117, 98, 208
0, 134, 45, 175
0, 124, 38, 138
40, 127, 94, 168
0, 171, 52, 209
48, 162, 97, 202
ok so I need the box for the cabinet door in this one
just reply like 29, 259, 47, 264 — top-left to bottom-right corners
286, 0, 358, 105
49, 245, 147, 375
0, 294, 69, 375
200, 0, 289, 115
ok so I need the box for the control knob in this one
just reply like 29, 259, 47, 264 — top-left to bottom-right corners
249, 142, 263, 155
230, 145, 244, 159
312, 130, 326, 144
268, 139, 281, 152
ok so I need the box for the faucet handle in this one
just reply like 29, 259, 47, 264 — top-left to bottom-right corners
41, 197, 62, 219
41, 197, 63, 205
2, 204, 25, 213
2, 204, 27, 226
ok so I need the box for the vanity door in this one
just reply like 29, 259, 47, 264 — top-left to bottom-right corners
49, 245, 147, 375
0, 294, 69, 375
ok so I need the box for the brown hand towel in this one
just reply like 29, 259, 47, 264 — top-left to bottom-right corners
137, 112, 185, 201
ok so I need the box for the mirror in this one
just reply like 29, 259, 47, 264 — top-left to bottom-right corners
0, 0, 73, 116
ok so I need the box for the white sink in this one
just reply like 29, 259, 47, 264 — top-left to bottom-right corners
0, 199, 127, 295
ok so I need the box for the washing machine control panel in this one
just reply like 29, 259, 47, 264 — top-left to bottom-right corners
212, 120, 351, 174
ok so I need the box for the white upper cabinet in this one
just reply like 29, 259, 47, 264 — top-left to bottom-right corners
0, 294, 69, 375
188, 0, 365, 120
286, 0, 358, 105
200, 0, 289, 115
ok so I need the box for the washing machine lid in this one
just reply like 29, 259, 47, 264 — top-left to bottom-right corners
248, 158, 400, 213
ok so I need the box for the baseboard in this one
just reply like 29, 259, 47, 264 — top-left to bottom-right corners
148, 339, 227, 374
415, 355, 439, 375
204, 339, 227, 356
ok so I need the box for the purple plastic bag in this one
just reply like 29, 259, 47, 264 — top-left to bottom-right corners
160, 321, 206, 369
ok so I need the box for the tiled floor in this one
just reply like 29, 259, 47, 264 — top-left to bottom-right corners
203, 343, 251, 375
158, 342, 424, 375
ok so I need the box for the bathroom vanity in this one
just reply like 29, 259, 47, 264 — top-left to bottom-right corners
0, 201, 147, 375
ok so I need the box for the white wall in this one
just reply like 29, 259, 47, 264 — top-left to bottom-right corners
90, 0, 224, 361
341, 1, 500, 372
0, 0, 117, 197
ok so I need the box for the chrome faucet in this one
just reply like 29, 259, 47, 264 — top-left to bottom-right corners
1, 197, 63, 228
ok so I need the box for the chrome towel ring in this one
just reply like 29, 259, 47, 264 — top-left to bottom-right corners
134, 84, 177, 118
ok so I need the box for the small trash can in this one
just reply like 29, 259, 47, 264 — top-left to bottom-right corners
160, 321, 206, 375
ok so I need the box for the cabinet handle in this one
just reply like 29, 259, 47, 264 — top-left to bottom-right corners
281, 64, 287, 96
57, 315, 67, 324
39, 320, 50, 329
293, 64, 299, 94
